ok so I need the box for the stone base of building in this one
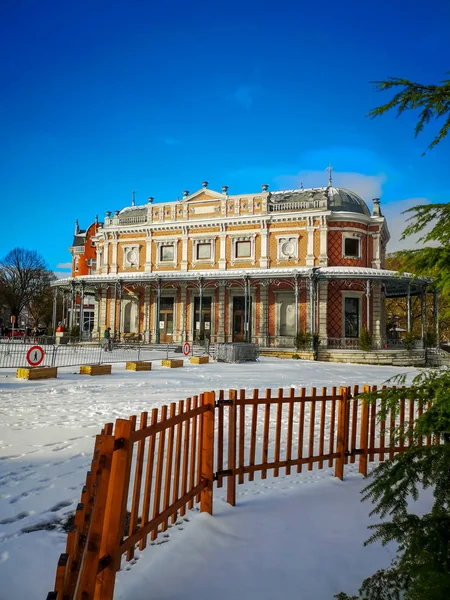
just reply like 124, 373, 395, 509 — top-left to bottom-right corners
261, 348, 425, 366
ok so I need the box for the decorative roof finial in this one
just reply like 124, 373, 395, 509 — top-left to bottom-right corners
132, 190, 136, 206
75, 219, 79, 235
300, 181, 304, 190
202, 181, 209, 188
372, 198, 381, 217
95, 214, 99, 224
261, 184, 269, 191
183, 190, 190, 197
326, 164, 333, 187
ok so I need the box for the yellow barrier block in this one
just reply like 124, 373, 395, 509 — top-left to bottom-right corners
189, 356, 209, 364
80, 364, 112, 376
162, 359, 183, 368
16, 366, 58, 380
126, 361, 152, 371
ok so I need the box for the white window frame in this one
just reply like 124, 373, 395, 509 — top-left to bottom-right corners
122, 245, 141, 269
276, 235, 300, 263
156, 240, 178, 267
231, 234, 256, 265
192, 238, 215, 266
341, 291, 363, 338
342, 233, 362, 259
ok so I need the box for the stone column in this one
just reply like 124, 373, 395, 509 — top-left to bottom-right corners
259, 221, 269, 268
319, 216, 328, 266
144, 232, 152, 272
318, 280, 328, 347
143, 285, 151, 342
100, 288, 107, 333
371, 234, 381, 269
217, 283, 226, 342
259, 283, 269, 347
366, 279, 371, 332
102, 241, 109, 274
219, 224, 226, 270
306, 217, 315, 267
110, 284, 117, 333
372, 283, 382, 347
180, 284, 188, 342
181, 226, 189, 271
406, 285, 411, 332
111, 235, 118, 274
150, 286, 157, 343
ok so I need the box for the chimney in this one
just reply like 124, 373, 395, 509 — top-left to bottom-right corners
261, 184, 269, 192
202, 181, 209, 188
222, 185, 229, 194
372, 198, 381, 216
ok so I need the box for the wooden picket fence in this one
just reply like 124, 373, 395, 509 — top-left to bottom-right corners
46, 384, 435, 600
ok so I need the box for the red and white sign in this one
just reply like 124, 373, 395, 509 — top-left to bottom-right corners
26, 345, 45, 367
182, 342, 191, 356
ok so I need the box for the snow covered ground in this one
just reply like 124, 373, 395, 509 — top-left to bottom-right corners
0, 356, 419, 600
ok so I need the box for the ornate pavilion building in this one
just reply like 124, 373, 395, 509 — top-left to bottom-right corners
54, 178, 434, 357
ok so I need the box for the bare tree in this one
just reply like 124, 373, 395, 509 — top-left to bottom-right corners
0, 248, 55, 322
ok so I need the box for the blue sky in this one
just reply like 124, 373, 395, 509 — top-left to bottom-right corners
0, 0, 449, 275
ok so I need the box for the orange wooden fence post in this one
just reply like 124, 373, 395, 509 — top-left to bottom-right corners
334, 387, 348, 480
359, 386, 370, 476
227, 389, 237, 506
200, 391, 215, 515
75, 434, 114, 600
95, 418, 133, 600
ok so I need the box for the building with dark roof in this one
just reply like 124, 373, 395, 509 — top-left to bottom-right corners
53, 179, 435, 362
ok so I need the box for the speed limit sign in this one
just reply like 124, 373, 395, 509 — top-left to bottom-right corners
26, 345, 45, 367
182, 342, 191, 356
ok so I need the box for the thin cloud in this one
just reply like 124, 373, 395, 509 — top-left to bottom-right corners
229, 85, 255, 109
56, 262, 72, 269
274, 170, 386, 200
53, 271, 72, 280
382, 198, 436, 252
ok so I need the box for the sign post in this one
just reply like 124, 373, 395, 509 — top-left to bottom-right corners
26, 345, 45, 367
11, 315, 16, 340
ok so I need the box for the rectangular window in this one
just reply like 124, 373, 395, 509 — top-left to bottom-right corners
160, 245, 174, 261
236, 241, 251, 258
344, 237, 360, 258
344, 297, 360, 338
197, 243, 211, 260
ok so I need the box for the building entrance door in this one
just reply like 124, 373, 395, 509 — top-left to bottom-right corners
233, 296, 251, 342
159, 297, 174, 344
194, 297, 212, 341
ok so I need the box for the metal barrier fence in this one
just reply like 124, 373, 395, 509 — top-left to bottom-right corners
0, 342, 205, 369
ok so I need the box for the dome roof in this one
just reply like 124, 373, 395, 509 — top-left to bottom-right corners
269, 186, 371, 216
326, 187, 371, 216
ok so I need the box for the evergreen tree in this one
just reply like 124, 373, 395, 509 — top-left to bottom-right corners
335, 369, 450, 600
368, 74, 450, 154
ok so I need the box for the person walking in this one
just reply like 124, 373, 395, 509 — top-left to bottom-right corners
104, 327, 112, 352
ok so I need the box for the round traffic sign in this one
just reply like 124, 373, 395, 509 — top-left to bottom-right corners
182, 342, 191, 356
26, 345, 45, 367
